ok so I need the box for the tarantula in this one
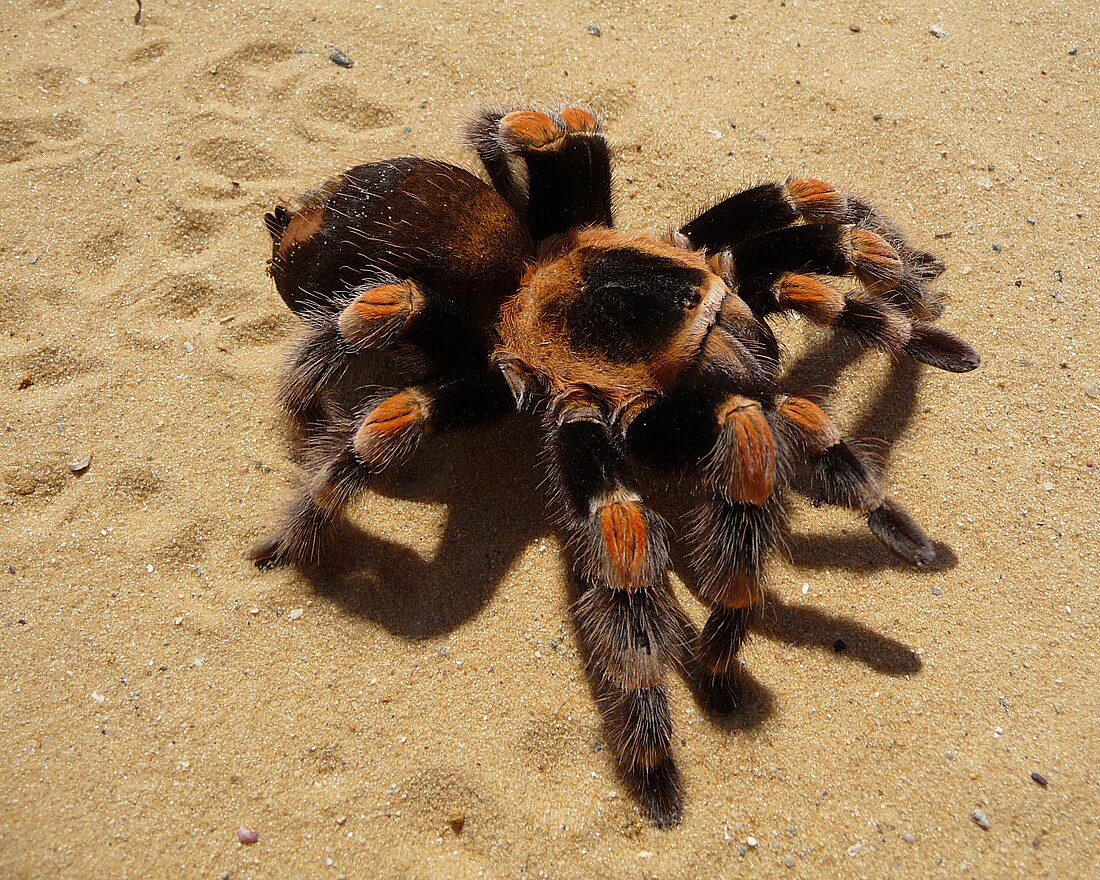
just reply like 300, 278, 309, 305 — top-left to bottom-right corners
250, 106, 978, 826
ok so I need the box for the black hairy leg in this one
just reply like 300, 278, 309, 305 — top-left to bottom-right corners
776, 395, 936, 566
760, 273, 979, 373
679, 178, 948, 319
685, 394, 787, 714
250, 368, 517, 569
548, 398, 684, 826
464, 107, 613, 244
278, 275, 495, 426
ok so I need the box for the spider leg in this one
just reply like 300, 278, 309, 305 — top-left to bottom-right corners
548, 397, 684, 826
776, 395, 936, 566
464, 106, 613, 243
685, 394, 787, 713
760, 272, 979, 373
680, 178, 848, 250
250, 366, 517, 569
680, 179, 945, 319
279, 278, 494, 425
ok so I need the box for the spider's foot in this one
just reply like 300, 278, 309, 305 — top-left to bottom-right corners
497, 107, 600, 152
904, 322, 981, 373
696, 670, 739, 717
867, 497, 937, 567
625, 760, 684, 828
248, 535, 294, 570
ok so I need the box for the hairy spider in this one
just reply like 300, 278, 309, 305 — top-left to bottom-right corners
250, 106, 979, 826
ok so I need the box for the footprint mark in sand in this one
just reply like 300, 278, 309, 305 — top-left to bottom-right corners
156, 271, 250, 319
222, 313, 293, 348
14, 345, 103, 387
127, 39, 171, 65
164, 202, 224, 255
81, 225, 129, 271
109, 467, 164, 502
0, 112, 83, 163
303, 82, 395, 131
192, 39, 299, 106
191, 135, 283, 180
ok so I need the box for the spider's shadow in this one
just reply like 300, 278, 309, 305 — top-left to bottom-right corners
295, 331, 945, 731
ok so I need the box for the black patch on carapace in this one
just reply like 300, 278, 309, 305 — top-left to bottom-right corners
565, 249, 707, 362
680, 183, 799, 252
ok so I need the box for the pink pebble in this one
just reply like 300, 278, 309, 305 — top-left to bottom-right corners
236, 826, 259, 845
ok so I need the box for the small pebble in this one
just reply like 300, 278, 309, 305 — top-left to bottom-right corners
1051, 290, 1064, 302
833, 638, 847, 652
932, 587, 943, 596
849, 24, 861, 33
1027, 217, 1037, 224
901, 831, 917, 843
448, 809, 465, 834
1083, 384, 1098, 399
976, 176, 993, 190
1068, 46, 1077, 55
746, 836, 758, 848
329, 49, 353, 68
1031, 772, 1049, 786
992, 243, 1002, 252
784, 855, 797, 867
288, 608, 304, 620
586, 25, 601, 36
237, 825, 259, 845
971, 809, 991, 830
930, 24, 947, 37
182, 341, 194, 353
872, 112, 883, 120
68, 458, 91, 474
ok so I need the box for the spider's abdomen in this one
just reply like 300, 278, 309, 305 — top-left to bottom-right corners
266, 159, 530, 326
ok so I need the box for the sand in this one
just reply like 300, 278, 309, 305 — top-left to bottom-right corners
1, 0, 1097, 877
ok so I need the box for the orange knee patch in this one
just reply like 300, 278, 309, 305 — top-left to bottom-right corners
775, 273, 845, 324
786, 177, 847, 222
777, 396, 839, 453
716, 397, 776, 506
559, 107, 598, 133
711, 570, 760, 611
600, 501, 648, 591
337, 283, 420, 346
850, 229, 904, 294
353, 391, 427, 465
499, 110, 562, 150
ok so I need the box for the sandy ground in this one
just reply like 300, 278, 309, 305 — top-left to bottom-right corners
1, 0, 1097, 877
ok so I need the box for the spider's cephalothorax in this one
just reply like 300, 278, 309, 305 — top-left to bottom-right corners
251, 107, 979, 826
